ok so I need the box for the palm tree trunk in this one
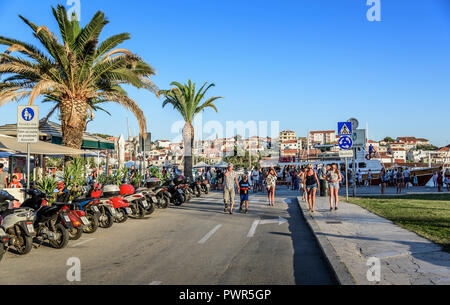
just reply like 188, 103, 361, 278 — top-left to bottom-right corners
60, 98, 88, 149
183, 122, 194, 179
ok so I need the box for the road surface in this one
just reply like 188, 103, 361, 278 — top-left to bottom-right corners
0, 189, 335, 285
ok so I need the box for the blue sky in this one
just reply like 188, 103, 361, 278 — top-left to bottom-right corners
0, 0, 449, 146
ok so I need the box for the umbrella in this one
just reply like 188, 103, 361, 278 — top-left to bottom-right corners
125, 161, 135, 168
213, 161, 229, 168
193, 162, 209, 169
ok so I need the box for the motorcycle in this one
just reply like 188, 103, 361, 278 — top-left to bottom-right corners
90, 184, 133, 223
189, 177, 203, 198
57, 187, 101, 234
0, 191, 35, 257
60, 204, 89, 240
147, 179, 171, 209
21, 190, 71, 249
90, 184, 116, 229
200, 177, 211, 195
163, 177, 185, 206
120, 184, 147, 219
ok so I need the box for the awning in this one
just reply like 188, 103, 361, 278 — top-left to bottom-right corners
0, 135, 87, 155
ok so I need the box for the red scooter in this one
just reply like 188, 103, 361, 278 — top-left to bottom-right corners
60, 205, 89, 240
91, 184, 133, 223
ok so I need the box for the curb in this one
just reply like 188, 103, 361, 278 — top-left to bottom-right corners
296, 197, 356, 285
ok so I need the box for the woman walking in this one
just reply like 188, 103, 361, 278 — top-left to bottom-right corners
298, 167, 307, 202
327, 164, 342, 211
266, 167, 278, 206
305, 164, 320, 213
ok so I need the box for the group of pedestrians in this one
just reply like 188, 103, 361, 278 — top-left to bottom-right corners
378, 167, 415, 194
433, 168, 450, 192
221, 164, 280, 215
284, 163, 343, 214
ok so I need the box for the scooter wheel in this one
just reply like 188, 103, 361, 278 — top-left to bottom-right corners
83, 214, 99, 234
0, 244, 5, 262
115, 208, 128, 223
15, 229, 33, 255
158, 196, 170, 209
145, 201, 155, 215
68, 227, 83, 241
49, 223, 69, 249
99, 210, 114, 229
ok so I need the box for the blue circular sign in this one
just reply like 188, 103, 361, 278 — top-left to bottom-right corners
338, 136, 353, 150
22, 107, 35, 122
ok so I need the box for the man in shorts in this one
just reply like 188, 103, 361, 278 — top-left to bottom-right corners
223, 164, 240, 215
239, 175, 250, 214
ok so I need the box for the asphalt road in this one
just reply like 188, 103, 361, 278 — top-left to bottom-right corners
0, 189, 335, 285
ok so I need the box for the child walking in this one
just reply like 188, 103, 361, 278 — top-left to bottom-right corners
239, 175, 250, 214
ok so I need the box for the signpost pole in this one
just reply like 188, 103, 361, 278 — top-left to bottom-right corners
345, 157, 349, 201
26, 143, 31, 189
353, 147, 356, 197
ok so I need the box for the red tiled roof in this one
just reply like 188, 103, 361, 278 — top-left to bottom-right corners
310, 130, 335, 134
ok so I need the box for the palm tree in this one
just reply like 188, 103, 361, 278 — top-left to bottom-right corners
0, 5, 157, 149
159, 80, 222, 178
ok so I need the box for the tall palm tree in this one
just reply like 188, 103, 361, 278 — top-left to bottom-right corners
0, 5, 157, 149
159, 80, 222, 178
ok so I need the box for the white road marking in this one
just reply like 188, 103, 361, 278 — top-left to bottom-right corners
149, 281, 162, 285
71, 238, 96, 248
247, 220, 260, 238
198, 224, 223, 244
247, 217, 287, 238
259, 217, 288, 225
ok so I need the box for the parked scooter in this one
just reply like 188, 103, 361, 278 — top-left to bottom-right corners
91, 184, 132, 223
199, 177, 211, 195
57, 186, 101, 234
89, 184, 116, 228
120, 184, 147, 219
163, 177, 185, 206
189, 177, 203, 198
147, 179, 171, 209
0, 190, 35, 257
21, 189, 71, 249
59, 204, 89, 240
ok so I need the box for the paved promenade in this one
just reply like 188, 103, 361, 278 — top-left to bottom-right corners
297, 195, 450, 285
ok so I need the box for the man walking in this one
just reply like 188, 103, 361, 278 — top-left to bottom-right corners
223, 164, 240, 215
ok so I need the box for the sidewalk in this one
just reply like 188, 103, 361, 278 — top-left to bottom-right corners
297, 195, 450, 285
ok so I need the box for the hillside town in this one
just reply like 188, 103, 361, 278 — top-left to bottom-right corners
103, 130, 450, 170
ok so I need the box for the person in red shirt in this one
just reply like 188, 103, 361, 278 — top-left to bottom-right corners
8, 175, 23, 189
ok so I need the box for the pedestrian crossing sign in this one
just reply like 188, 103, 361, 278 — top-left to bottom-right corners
338, 122, 352, 136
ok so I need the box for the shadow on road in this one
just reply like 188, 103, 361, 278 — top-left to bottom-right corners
284, 198, 337, 285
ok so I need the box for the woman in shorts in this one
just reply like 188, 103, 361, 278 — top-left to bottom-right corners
298, 167, 307, 202
327, 164, 342, 211
266, 168, 278, 206
305, 164, 320, 213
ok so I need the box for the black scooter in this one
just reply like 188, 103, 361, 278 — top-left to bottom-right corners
21, 189, 71, 249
